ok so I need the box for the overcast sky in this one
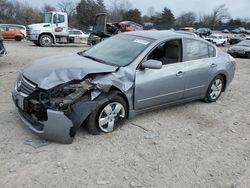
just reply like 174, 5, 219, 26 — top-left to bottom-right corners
21, 0, 250, 19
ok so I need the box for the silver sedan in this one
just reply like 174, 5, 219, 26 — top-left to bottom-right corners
12, 31, 236, 143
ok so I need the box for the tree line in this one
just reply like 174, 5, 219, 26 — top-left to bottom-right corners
0, 0, 249, 30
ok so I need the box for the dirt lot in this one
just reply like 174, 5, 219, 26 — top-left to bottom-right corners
0, 40, 249, 188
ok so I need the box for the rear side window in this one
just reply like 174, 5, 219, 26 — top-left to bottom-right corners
8, 28, 15, 31
184, 39, 209, 61
208, 45, 216, 57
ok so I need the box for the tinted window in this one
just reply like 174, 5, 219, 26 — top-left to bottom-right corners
73, 31, 82, 35
147, 39, 182, 65
185, 39, 209, 61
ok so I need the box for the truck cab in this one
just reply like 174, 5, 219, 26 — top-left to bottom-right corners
27, 12, 69, 47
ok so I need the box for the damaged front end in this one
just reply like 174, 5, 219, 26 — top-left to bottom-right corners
12, 76, 98, 144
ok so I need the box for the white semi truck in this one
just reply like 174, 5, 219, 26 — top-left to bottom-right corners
27, 12, 71, 47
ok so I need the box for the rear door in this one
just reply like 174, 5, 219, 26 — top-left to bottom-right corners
182, 39, 216, 98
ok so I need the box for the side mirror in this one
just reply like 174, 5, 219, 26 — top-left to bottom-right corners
141, 59, 162, 70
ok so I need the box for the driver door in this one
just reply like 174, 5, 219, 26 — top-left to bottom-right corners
52, 13, 68, 37
134, 39, 186, 110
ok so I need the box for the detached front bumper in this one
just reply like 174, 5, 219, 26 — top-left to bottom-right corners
12, 89, 75, 144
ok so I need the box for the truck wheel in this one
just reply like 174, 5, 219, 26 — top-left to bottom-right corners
39, 35, 53, 47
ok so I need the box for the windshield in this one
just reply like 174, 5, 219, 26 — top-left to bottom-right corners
237, 40, 250, 46
44, 13, 52, 23
82, 35, 153, 67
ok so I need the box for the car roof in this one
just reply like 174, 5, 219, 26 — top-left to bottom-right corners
121, 30, 200, 40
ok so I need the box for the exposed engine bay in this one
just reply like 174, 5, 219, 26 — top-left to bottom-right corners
26, 79, 95, 121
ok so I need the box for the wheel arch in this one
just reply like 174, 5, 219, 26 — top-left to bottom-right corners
109, 86, 130, 116
218, 73, 227, 91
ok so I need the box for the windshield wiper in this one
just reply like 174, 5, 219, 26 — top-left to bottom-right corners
82, 54, 105, 63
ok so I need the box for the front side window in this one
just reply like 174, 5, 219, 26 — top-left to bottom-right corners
184, 39, 209, 61
53, 14, 65, 24
147, 39, 182, 65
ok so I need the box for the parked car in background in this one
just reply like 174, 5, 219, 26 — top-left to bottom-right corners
68, 29, 89, 43
0, 24, 26, 37
88, 13, 143, 45
179, 27, 195, 32
12, 30, 235, 143
229, 34, 249, 45
228, 40, 250, 58
231, 29, 241, 34
222, 29, 229, 33
195, 28, 212, 37
238, 27, 246, 33
205, 34, 227, 46
245, 30, 250, 34
0, 26, 24, 41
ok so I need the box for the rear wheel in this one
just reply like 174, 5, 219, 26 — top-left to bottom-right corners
86, 95, 127, 135
204, 75, 224, 103
39, 34, 53, 47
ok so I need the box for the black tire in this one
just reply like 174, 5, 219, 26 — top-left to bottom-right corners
15, 36, 22, 41
33, 42, 41, 46
86, 95, 128, 135
204, 75, 225, 103
39, 34, 53, 47
246, 53, 250, 59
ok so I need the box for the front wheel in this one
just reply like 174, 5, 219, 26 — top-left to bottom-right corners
204, 75, 224, 103
39, 34, 53, 47
86, 95, 127, 135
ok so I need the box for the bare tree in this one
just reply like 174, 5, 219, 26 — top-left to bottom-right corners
147, 6, 155, 17
107, 0, 132, 22
41, 4, 56, 13
210, 4, 231, 26
176, 11, 197, 25
57, 0, 77, 25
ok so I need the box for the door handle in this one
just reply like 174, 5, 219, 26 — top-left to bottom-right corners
210, 63, 217, 68
176, 71, 184, 77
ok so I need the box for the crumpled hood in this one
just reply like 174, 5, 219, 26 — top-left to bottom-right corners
22, 53, 117, 90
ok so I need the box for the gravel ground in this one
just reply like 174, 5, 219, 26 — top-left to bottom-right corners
0, 41, 249, 188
